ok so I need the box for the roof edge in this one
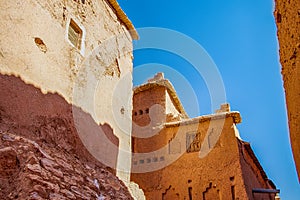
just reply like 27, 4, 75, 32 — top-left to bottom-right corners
164, 111, 242, 127
238, 139, 270, 182
106, 0, 139, 40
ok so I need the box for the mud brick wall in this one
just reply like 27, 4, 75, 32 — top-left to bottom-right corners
274, 0, 300, 179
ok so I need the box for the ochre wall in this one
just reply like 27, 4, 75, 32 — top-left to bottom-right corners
131, 84, 276, 199
274, 0, 300, 179
132, 116, 276, 200
238, 140, 276, 200
133, 86, 166, 127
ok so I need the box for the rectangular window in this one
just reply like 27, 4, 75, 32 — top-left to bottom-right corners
188, 187, 193, 200
160, 156, 165, 161
68, 19, 83, 50
186, 132, 201, 153
231, 185, 235, 200
139, 159, 144, 164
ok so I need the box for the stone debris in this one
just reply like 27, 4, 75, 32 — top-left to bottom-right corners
0, 132, 133, 199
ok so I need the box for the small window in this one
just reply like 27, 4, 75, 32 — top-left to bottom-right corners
68, 19, 83, 50
188, 187, 193, 200
145, 108, 149, 114
160, 156, 165, 161
139, 110, 143, 115
139, 160, 144, 164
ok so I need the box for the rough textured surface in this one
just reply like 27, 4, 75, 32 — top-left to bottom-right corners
0, 131, 133, 200
131, 75, 277, 200
0, 0, 134, 183
106, 0, 138, 39
133, 76, 188, 120
0, 74, 119, 171
0, 74, 133, 199
274, 0, 300, 180
0, 0, 144, 198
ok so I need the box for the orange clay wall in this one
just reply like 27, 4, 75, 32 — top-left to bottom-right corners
274, 0, 300, 180
133, 86, 166, 128
132, 116, 275, 200
131, 86, 276, 199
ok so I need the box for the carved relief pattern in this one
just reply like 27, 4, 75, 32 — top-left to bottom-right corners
186, 132, 201, 153
202, 183, 221, 200
162, 185, 180, 200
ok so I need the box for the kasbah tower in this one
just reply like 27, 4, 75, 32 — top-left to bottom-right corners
0, 0, 297, 200
130, 73, 279, 200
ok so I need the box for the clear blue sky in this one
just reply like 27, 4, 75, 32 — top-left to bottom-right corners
118, 0, 299, 198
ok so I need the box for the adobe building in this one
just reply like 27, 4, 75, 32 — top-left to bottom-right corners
274, 0, 300, 180
0, 0, 144, 199
131, 73, 279, 200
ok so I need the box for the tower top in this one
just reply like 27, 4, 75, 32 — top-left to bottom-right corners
147, 72, 164, 83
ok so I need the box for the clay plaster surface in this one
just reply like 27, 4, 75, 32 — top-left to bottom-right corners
131, 76, 276, 199
274, 0, 300, 179
0, 0, 137, 193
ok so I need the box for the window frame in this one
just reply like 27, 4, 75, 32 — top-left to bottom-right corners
66, 18, 85, 55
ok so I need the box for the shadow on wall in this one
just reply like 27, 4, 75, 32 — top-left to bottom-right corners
0, 74, 119, 173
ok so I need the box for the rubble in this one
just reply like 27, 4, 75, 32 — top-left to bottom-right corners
0, 131, 133, 199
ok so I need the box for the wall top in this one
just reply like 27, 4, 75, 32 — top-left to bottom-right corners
134, 73, 189, 119
106, 0, 139, 40
164, 111, 242, 127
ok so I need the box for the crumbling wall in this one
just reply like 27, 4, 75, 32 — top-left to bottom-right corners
0, 74, 120, 170
0, 132, 133, 200
0, 74, 133, 199
0, 0, 134, 184
274, 0, 300, 179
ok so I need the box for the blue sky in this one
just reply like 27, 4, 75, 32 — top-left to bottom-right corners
118, 0, 299, 198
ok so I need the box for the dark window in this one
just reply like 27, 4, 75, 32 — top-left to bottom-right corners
231, 186, 235, 200
188, 187, 193, 200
